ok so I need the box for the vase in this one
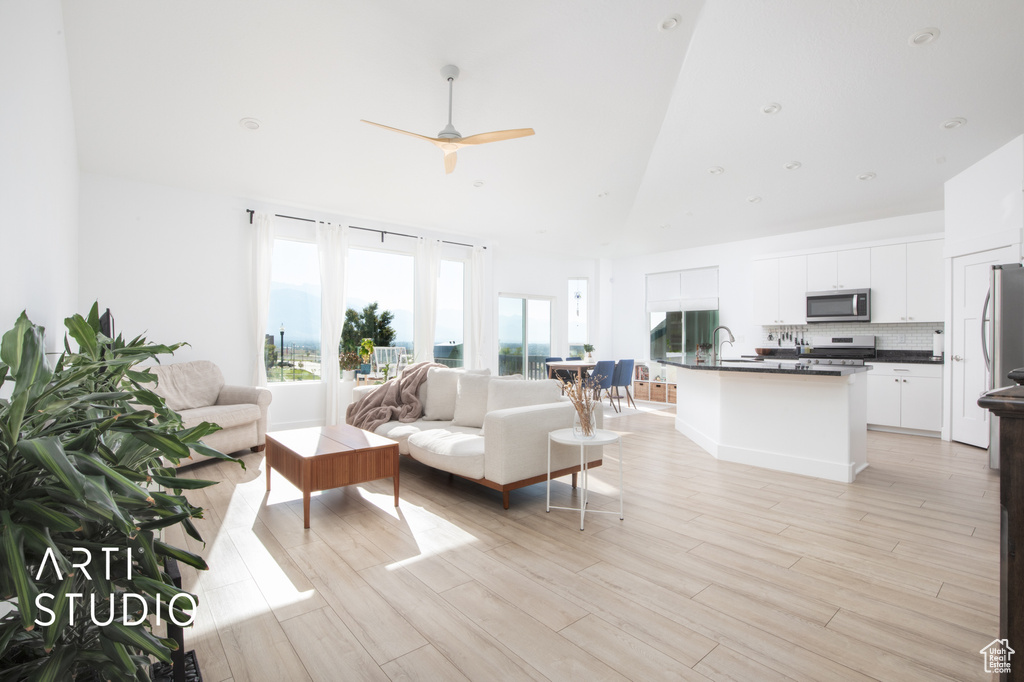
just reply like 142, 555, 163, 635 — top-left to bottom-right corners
342, 369, 356, 381
573, 409, 597, 440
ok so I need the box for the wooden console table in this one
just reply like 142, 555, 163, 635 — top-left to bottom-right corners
979, 372, 1024, 679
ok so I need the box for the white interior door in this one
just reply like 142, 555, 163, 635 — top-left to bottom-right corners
951, 246, 1017, 447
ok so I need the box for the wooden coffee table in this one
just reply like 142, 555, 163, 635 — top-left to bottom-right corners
265, 424, 400, 528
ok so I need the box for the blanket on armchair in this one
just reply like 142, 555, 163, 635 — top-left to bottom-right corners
346, 361, 443, 432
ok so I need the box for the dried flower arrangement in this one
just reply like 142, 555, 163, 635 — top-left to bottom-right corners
558, 370, 602, 438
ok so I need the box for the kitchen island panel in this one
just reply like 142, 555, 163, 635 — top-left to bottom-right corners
674, 367, 868, 483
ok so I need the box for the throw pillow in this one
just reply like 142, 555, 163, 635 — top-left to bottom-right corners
422, 367, 491, 421
487, 379, 561, 413
451, 373, 492, 428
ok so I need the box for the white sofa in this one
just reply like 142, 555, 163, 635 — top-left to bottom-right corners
147, 360, 272, 465
349, 368, 604, 508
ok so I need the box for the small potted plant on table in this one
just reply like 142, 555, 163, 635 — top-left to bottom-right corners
583, 344, 595, 360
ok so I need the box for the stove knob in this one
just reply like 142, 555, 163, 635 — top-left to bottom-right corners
841, 360, 849, 366
812, 359, 820, 364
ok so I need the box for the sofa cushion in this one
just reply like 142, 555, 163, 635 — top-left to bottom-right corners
407, 430, 486, 480
374, 420, 481, 455
422, 367, 490, 421
178, 403, 261, 430
148, 361, 225, 411
487, 379, 562, 413
451, 373, 492, 428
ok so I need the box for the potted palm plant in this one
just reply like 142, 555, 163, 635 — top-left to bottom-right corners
358, 338, 375, 376
0, 304, 236, 681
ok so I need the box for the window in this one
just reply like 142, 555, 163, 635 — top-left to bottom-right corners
435, 260, 465, 367
345, 248, 415, 357
649, 310, 719, 361
498, 295, 551, 378
266, 239, 321, 382
568, 278, 588, 358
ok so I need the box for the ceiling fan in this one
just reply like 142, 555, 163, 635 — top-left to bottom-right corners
361, 65, 534, 174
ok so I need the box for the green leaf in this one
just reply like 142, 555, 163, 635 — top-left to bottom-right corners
148, 474, 219, 490
17, 437, 87, 500
132, 431, 190, 460
25, 643, 76, 682
41, 575, 75, 652
153, 540, 209, 571
72, 454, 154, 504
21, 525, 72, 578
12, 499, 81, 532
64, 313, 99, 360
100, 622, 174, 664
0, 311, 33, 373
0, 512, 38, 630
99, 635, 138, 675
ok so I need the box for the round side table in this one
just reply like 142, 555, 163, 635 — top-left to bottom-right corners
547, 427, 623, 530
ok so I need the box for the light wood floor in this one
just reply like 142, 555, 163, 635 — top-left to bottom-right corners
164, 404, 1001, 682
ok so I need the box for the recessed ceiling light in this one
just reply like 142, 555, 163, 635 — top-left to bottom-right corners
784, 161, 802, 171
942, 117, 967, 130
708, 166, 725, 175
659, 14, 681, 31
909, 27, 940, 46
747, 195, 762, 203
239, 117, 261, 131
473, 180, 485, 188
936, 156, 947, 164
761, 102, 781, 115
659, 224, 670, 230
536, 229, 548, 234
601, 241, 610, 246
597, 191, 610, 198
858, 172, 877, 181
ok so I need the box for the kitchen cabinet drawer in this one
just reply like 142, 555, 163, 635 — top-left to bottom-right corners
633, 381, 650, 400
667, 384, 677, 404
650, 382, 667, 402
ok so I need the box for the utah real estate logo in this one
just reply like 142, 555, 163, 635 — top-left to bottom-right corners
980, 638, 1014, 675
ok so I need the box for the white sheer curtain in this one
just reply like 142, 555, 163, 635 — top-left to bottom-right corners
414, 237, 441, 363
252, 212, 275, 386
469, 245, 492, 371
317, 222, 349, 425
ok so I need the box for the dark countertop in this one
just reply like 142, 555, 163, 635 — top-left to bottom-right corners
663, 358, 871, 377
756, 348, 943, 365
872, 350, 944, 364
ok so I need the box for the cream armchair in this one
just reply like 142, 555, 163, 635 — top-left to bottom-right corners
147, 360, 272, 465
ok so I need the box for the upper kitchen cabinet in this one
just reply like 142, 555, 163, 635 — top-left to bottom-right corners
806, 249, 871, 292
753, 255, 807, 325
870, 240, 944, 323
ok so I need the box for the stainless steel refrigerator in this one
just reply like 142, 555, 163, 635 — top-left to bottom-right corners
986, 263, 1024, 469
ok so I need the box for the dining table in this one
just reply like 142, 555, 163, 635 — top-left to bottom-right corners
545, 359, 597, 380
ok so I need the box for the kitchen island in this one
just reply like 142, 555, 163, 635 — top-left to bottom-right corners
663, 358, 870, 482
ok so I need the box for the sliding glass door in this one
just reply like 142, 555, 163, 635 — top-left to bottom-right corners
498, 295, 551, 378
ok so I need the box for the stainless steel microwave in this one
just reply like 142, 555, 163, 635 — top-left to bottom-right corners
806, 289, 870, 323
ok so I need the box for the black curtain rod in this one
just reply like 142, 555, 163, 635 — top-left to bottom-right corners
245, 209, 484, 249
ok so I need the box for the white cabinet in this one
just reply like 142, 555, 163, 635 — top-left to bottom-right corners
752, 256, 806, 325
867, 363, 942, 432
806, 248, 871, 292
869, 240, 943, 323
906, 240, 944, 322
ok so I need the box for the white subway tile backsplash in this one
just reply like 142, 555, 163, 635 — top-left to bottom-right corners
760, 322, 943, 350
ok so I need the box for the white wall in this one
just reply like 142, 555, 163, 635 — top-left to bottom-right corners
608, 211, 944, 376
944, 134, 1024, 257
492, 249, 599, 359
78, 174, 252, 382
0, 0, 79, 349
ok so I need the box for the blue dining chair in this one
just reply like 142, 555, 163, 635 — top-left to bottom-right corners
544, 356, 563, 380
611, 359, 636, 411
591, 360, 617, 412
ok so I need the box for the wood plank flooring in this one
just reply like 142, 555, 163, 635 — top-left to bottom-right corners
164, 404, 1000, 681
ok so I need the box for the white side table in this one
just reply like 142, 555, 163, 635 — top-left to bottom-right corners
547, 428, 623, 530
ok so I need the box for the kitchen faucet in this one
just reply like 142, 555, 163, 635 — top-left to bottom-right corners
712, 325, 735, 364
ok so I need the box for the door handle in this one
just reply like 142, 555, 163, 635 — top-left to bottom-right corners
953, 355, 963, 361
852, 294, 858, 315
981, 287, 991, 373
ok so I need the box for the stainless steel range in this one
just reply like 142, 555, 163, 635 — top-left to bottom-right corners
797, 335, 875, 367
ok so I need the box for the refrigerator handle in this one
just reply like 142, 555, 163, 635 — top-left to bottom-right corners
981, 287, 991, 376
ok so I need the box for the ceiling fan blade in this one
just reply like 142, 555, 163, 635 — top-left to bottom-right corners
458, 128, 535, 145
361, 119, 439, 144
444, 151, 457, 174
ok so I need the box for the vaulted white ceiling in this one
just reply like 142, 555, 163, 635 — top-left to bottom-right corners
61, 0, 1024, 257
